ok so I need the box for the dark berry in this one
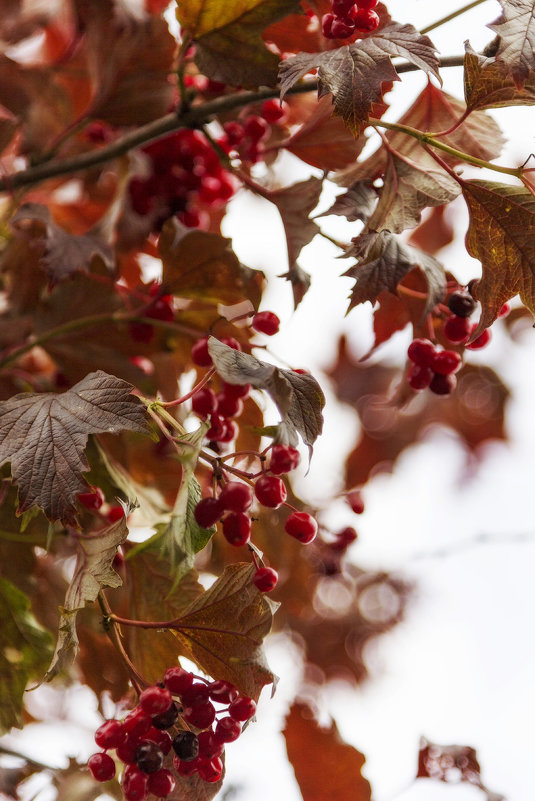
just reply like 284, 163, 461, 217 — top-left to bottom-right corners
208, 679, 239, 704
94, 719, 126, 749
219, 482, 253, 513
183, 701, 216, 729
254, 474, 287, 508
429, 372, 457, 395
147, 768, 176, 797
285, 511, 317, 544
172, 730, 199, 761
228, 696, 256, 722
194, 497, 224, 528
447, 291, 477, 318
431, 350, 462, 375
135, 741, 164, 774
214, 716, 241, 742
88, 752, 116, 782
252, 311, 280, 336
151, 701, 179, 730
407, 338, 436, 368
443, 315, 471, 344
407, 363, 433, 390
222, 511, 251, 546
253, 567, 278, 592
269, 444, 300, 475
163, 666, 194, 694
139, 685, 172, 716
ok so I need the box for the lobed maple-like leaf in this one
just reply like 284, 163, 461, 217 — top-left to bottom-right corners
461, 179, 535, 335
176, 0, 301, 88
0, 371, 148, 525
464, 42, 535, 112
344, 231, 446, 316
11, 203, 114, 283
367, 152, 460, 234
268, 176, 323, 268
319, 182, 378, 223
44, 513, 130, 681
283, 702, 372, 801
489, 0, 535, 86
279, 22, 439, 133
169, 563, 278, 701
207, 337, 325, 449
0, 577, 54, 734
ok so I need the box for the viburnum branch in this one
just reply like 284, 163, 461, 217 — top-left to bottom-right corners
97, 591, 147, 694
159, 367, 217, 408
420, 0, 488, 35
0, 58, 465, 194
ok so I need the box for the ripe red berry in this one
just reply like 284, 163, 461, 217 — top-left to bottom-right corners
253, 567, 279, 592
197, 730, 224, 759
122, 765, 148, 801
356, 0, 378, 8
431, 350, 462, 375
321, 12, 337, 38
252, 311, 280, 336
407, 363, 433, 390
429, 372, 457, 396
407, 338, 436, 368
139, 686, 172, 717
208, 679, 239, 704
222, 381, 251, 399
466, 327, 491, 350
220, 336, 242, 351
147, 768, 176, 797
180, 682, 210, 706
107, 505, 125, 523
285, 511, 318, 544
183, 701, 216, 729
332, 0, 357, 15
206, 414, 226, 441
218, 418, 239, 442
331, 17, 356, 37
194, 497, 224, 528
353, 7, 379, 31
443, 315, 471, 344
191, 337, 212, 367
243, 115, 270, 142
260, 99, 288, 124
269, 444, 300, 475
214, 716, 241, 742
78, 486, 105, 511
145, 297, 174, 322
219, 481, 253, 512
163, 666, 194, 694
228, 696, 256, 722
223, 121, 246, 146
254, 474, 287, 508
94, 719, 126, 749
123, 707, 151, 738
117, 735, 142, 765
222, 511, 251, 546
144, 727, 172, 755
498, 302, 511, 318
192, 387, 218, 418
88, 752, 116, 782
216, 391, 243, 418
331, 526, 358, 550
346, 489, 364, 514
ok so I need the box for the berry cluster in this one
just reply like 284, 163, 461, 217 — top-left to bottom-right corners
322, 0, 379, 40
222, 100, 288, 165
88, 670, 256, 799
443, 290, 493, 349
128, 129, 234, 230
407, 338, 462, 395
128, 285, 175, 344
78, 486, 125, 525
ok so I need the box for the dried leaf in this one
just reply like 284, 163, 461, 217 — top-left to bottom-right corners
0, 371, 148, 525
11, 203, 114, 283
464, 42, 535, 111
489, 0, 535, 85
461, 179, 535, 335
344, 231, 446, 316
207, 337, 325, 448
0, 577, 54, 734
283, 702, 372, 801
368, 152, 460, 234
176, 0, 301, 88
281, 263, 312, 309
319, 182, 377, 223
417, 738, 505, 801
170, 563, 278, 701
268, 176, 323, 267
408, 205, 455, 255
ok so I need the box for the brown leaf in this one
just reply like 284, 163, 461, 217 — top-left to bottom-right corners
176, 0, 301, 89
0, 371, 148, 525
336, 83, 505, 186
11, 203, 114, 283
284, 95, 366, 171
408, 205, 455, 255
489, 0, 535, 85
368, 151, 460, 234
268, 176, 323, 267
159, 219, 264, 307
344, 231, 446, 316
417, 737, 505, 801
460, 179, 535, 335
464, 42, 535, 111
319, 182, 377, 223
281, 263, 312, 309
170, 563, 278, 701
283, 702, 372, 801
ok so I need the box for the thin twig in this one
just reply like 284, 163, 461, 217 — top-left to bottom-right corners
421, 0, 489, 35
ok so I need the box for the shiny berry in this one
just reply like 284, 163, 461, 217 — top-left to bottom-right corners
139, 685, 172, 716
408, 363, 433, 390
172, 730, 199, 761
321, 12, 337, 38
78, 487, 105, 511
216, 391, 243, 418
150, 701, 179, 729
191, 337, 212, 367
94, 719, 126, 749
180, 682, 210, 706
331, 17, 356, 37
198, 756, 223, 783
261, 99, 288, 124
123, 707, 151, 738
218, 482, 253, 512
122, 766, 148, 801
163, 666, 194, 694
135, 741, 164, 774
208, 680, 239, 704
429, 372, 457, 395
194, 497, 224, 528
197, 730, 224, 759
228, 696, 256, 722
253, 567, 278, 592
183, 701, 216, 729
356, 0, 378, 8
431, 350, 462, 375
254, 474, 287, 508
222, 512, 251, 546
407, 338, 436, 368
447, 291, 477, 318
88, 752, 116, 782
252, 311, 280, 336
443, 315, 471, 343
243, 115, 270, 142
147, 768, 175, 797
192, 387, 218, 418
214, 716, 241, 742
269, 444, 300, 475
285, 511, 317, 543
466, 327, 491, 350
354, 7, 379, 31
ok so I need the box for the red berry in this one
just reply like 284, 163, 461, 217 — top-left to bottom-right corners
144, 727, 172, 755
147, 768, 176, 797
222, 511, 251, 546
429, 372, 457, 395
117, 735, 142, 764
331, 17, 356, 37
180, 682, 210, 706
222, 382, 251, 399
355, 0, 378, 8
183, 701, 216, 729
123, 765, 148, 801
197, 756, 223, 783
107, 505, 125, 523
219, 481, 253, 512
252, 310, 280, 335
407, 338, 436, 367
194, 497, 223, 528
208, 679, 239, 704
94, 719, 126, 749
321, 13, 336, 38
432, 350, 462, 375
216, 391, 243, 418
332, 0, 356, 15
164, 666, 194, 694
214, 716, 241, 742
332, 526, 358, 550
253, 567, 278, 592
206, 414, 226, 441
346, 490, 364, 514
192, 386, 218, 418
78, 486, 105, 511
145, 297, 174, 322
284, 511, 317, 544
174, 755, 200, 776
254, 474, 287, 508
220, 336, 242, 351
139, 685, 172, 717
466, 327, 491, 350
243, 115, 270, 143
218, 418, 239, 443
85, 121, 113, 143
197, 730, 224, 759
499, 302, 511, 318
354, 7, 379, 31
88, 752, 116, 782
228, 696, 256, 722
408, 363, 433, 390
123, 707, 151, 738
443, 315, 471, 343
261, 99, 288, 124
223, 121, 245, 146
270, 444, 300, 475
191, 336, 212, 367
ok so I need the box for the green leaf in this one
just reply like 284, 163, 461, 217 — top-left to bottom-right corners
0, 577, 54, 733
176, 0, 301, 89
44, 514, 129, 682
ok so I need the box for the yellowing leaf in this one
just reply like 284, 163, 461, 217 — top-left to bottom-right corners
176, 0, 300, 88
461, 180, 535, 334
0, 578, 54, 734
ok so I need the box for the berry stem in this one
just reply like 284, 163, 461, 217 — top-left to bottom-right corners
97, 592, 147, 694
160, 368, 217, 408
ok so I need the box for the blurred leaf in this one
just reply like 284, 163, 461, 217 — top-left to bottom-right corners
408, 205, 454, 255
489, 0, 535, 85
0, 577, 54, 733
283, 702, 372, 801
464, 42, 535, 111
319, 182, 377, 223
45, 514, 129, 681
208, 337, 325, 449
268, 176, 323, 268
417, 738, 505, 801
176, 0, 301, 88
